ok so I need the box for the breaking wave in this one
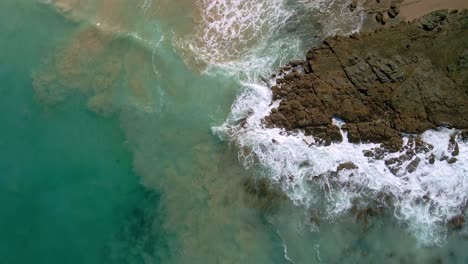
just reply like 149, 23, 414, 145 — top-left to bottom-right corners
212, 79, 468, 245
177, 0, 467, 246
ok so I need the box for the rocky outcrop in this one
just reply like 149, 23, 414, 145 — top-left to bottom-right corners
359, 0, 404, 29
265, 10, 468, 151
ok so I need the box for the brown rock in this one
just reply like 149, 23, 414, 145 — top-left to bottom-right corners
337, 162, 359, 171
460, 130, 468, 142
448, 215, 465, 229
447, 157, 458, 164
388, 8, 398, 19
376, 12, 385, 25
264, 11, 468, 153
449, 133, 460, 156
304, 125, 343, 146
349, 0, 358, 12
406, 157, 421, 173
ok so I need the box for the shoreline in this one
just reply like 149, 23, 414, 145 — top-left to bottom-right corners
266, 8, 468, 150
399, 0, 468, 21
224, 7, 468, 238
216, 7, 468, 245
357, 0, 468, 30
262, 7, 467, 217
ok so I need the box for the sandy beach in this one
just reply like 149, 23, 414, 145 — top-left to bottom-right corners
400, 0, 468, 20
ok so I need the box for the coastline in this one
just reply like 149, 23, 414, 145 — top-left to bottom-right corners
266, 9, 468, 150
213, 6, 468, 239
400, 0, 468, 21
356, 0, 468, 30
5, 1, 468, 262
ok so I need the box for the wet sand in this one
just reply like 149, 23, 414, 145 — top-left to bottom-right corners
400, 0, 468, 21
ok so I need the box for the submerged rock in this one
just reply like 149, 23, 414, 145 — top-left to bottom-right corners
351, 199, 385, 229
448, 215, 465, 229
449, 133, 460, 156
242, 177, 286, 213
406, 157, 421, 173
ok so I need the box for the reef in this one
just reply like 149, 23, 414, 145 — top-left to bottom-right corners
242, 177, 287, 213
265, 9, 468, 152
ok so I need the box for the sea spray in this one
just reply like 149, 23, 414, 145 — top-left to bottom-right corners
213, 77, 468, 245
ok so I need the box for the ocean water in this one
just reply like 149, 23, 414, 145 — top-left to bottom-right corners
0, 0, 467, 263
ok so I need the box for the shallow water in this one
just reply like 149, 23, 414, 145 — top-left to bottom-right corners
1, 0, 467, 263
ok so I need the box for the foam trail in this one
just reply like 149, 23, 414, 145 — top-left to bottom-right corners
314, 244, 321, 263
141, 0, 152, 10
276, 229, 297, 264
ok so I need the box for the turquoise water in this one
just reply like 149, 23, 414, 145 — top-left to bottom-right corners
0, 2, 167, 263
0, 1, 467, 263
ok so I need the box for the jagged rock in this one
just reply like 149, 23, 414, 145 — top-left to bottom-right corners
413, 137, 434, 153
440, 155, 449, 162
304, 125, 343, 146
460, 130, 468, 142
342, 124, 361, 144
385, 157, 398, 165
388, 9, 397, 18
337, 162, 359, 171
447, 157, 458, 164
390, 166, 400, 175
448, 215, 465, 229
388, 4, 400, 19
459, 50, 468, 69
289, 60, 304, 67
265, 10, 468, 152
363, 150, 374, 157
449, 133, 460, 156
342, 122, 402, 150
406, 157, 421, 173
419, 10, 448, 31
349, 0, 358, 12
376, 12, 386, 25
370, 147, 388, 160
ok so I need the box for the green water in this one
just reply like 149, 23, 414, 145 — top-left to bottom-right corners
1, 1, 467, 263
0, 2, 166, 263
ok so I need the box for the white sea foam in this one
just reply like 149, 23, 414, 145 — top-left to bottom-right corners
298, 0, 365, 35
213, 81, 468, 245
174, 0, 292, 74
174, 0, 363, 76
